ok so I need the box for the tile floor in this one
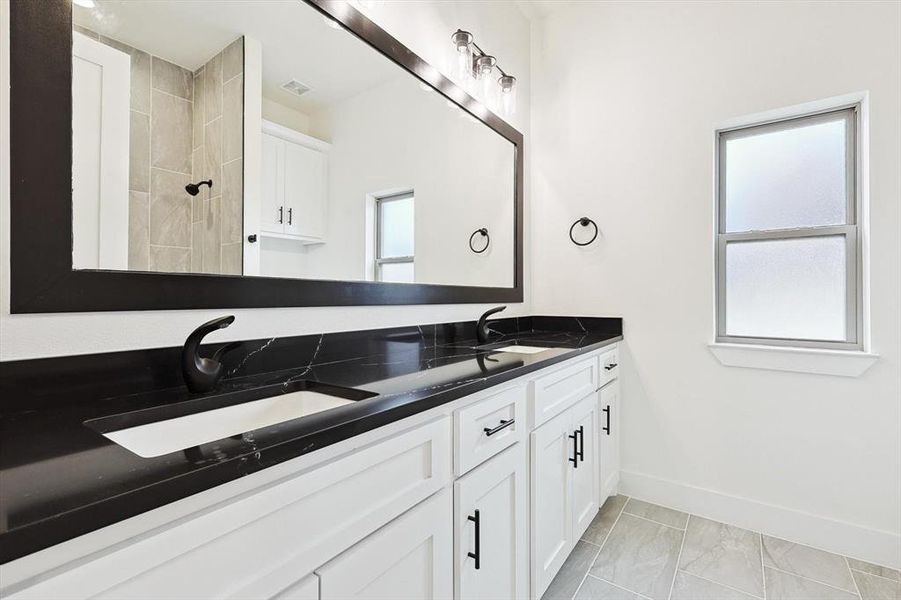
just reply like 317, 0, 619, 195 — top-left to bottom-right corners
542, 496, 901, 600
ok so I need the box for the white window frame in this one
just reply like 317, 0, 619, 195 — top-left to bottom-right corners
374, 191, 414, 282
715, 105, 862, 351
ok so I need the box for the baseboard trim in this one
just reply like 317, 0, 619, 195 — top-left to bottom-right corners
619, 469, 901, 570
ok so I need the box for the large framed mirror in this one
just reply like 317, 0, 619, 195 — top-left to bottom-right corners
9, 0, 523, 313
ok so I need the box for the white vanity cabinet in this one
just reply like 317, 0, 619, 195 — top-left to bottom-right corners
529, 393, 599, 598
317, 489, 453, 600
599, 379, 620, 500
260, 120, 328, 243
1, 343, 622, 600
454, 443, 529, 600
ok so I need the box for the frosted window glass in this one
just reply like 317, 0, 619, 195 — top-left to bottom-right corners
379, 261, 414, 283
724, 116, 847, 232
379, 196, 414, 258
725, 236, 846, 340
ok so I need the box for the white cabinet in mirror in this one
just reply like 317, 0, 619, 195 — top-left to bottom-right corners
69, 0, 516, 288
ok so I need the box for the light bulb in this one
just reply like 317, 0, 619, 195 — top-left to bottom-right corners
499, 75, 516, 116
73, 0, 95, 7
451, 30, 473, 81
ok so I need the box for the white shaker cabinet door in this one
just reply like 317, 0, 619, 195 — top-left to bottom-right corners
599, 379, 620, 501
570, 393, 599, 540
454, 443, 529, 600
261, 132, 285, 234
317, 489, 452, 600
530, 410, 575, 598
283, 141, 326, 239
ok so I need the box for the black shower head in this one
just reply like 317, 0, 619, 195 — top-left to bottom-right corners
185, 180, 213, 196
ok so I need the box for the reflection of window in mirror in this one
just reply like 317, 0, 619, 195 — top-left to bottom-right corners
375, 192, 415, 283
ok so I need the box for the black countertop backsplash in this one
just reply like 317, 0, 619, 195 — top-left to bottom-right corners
0, 316, 622, 563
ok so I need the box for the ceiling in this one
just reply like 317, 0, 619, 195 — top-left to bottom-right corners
74, 0, 405, 114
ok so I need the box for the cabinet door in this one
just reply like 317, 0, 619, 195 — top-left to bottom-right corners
261, 133, 285, 234
455, 444, 528, 600
283, 142, 326, 239
530, 410, 574, 598
570, 394, 599, 540
317, 489, 452, 600
599, 380, 620, 501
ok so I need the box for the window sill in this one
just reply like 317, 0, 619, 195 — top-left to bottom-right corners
708, 343, 879, 377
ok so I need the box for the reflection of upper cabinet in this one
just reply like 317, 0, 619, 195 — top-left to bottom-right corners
260, 120, 329, 244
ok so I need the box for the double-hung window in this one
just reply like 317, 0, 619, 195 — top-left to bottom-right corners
716, 106, 861, 350
375, 191, 415, 283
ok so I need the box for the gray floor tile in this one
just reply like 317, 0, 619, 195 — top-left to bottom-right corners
761, 535, 856, 592
670, 571, 760, 600
542, 540, 601, 600
589, 513, 683, 600
575, 575, 642, 600
766, 567, 860, 600
679, 516, 763, 597
847, 558, 901, 582
623, 498, 689, 529
582, 495, 628, 545
852, 569, 901, 600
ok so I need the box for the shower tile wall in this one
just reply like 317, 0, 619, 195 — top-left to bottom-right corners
193, 38, 244, 275
73, 27, 243, 274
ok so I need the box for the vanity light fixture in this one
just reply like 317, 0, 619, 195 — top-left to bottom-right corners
451, 29, 516, 116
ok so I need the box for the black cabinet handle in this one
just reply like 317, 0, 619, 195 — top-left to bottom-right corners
603, 405, 611, 435
569, 431, 579, 468
604, 363, 618, 371
484, 418, 514, 437
576, 425, 585, 463
467, 509, 480, 570
287, 207, 293, 225
277, 206, 284, 224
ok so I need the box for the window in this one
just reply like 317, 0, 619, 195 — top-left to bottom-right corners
375, 192, 415, 283
716, 106, 860, 350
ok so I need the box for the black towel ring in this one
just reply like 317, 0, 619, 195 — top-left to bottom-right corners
469, 228, 490, 253
569, 217, 598, 246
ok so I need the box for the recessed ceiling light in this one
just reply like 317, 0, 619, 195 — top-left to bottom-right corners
73, 0, 95, 8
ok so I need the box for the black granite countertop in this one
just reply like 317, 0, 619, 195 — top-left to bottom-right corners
0, 316, 621, 563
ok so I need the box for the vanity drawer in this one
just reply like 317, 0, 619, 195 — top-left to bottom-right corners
598, 345, 620, 387
530, 357, 598, 428
454, 384, 526, 476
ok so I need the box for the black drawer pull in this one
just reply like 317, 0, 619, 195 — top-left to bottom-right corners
484, 418, 514, 437
604, 363, 618, 371
603, 405, 611, 435
569, 431, 579, 468
467, 509, 481, 570
576, 425, 585, 463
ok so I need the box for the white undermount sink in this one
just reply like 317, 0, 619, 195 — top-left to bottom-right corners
89, 382, 375, 459
491, 345, 559, 354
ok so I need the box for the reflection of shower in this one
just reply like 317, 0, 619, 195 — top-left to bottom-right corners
185, 180, 213, 196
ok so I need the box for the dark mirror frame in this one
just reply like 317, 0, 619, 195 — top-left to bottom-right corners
8, 0, 523, 313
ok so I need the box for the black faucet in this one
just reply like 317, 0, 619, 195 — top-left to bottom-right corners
476, 306, 507, 345
182, 315, 240, 393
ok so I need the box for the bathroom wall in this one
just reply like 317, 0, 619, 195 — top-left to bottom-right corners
191, 38, 245, 275
0, 1, 531, 359
530, 1, 901, 567
259, 75, 515, 288
71, 29, 244, 275
73, 26, 195, 272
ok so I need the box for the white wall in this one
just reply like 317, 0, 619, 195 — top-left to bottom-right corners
531, 1, 901, 567
0, 0, 531, 360
265, 75, 515, 287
